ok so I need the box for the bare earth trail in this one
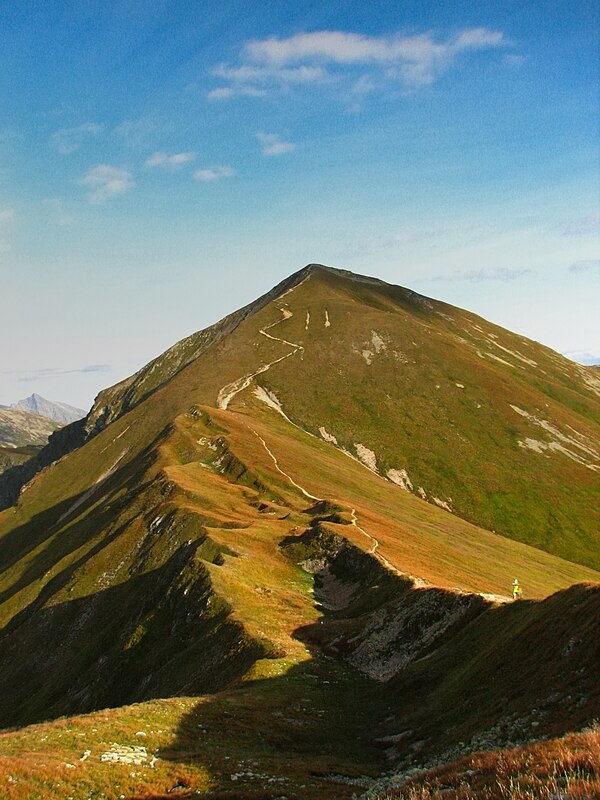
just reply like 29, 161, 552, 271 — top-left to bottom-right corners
247, 423, 507, 598
216, 296, 510, 600
214, 296, 410, 578
217, 305, 304, 411
245, 416, 412, 583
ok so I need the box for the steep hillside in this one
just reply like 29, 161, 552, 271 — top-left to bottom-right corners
373, 727, 600, 799
0, 264, 598, 798
0, 407, 62, 448
229, 265, 599, 568
0, 445, 41, 476
2, 264, 598, 568
12, 393, 86, 424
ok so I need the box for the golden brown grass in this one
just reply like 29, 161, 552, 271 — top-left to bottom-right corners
380, 727, 600, 799
219, 399, 600, 598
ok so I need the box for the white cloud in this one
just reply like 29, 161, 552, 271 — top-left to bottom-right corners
232, 28, 508, 89
504, 53, 526, 67
51, 122, 102, 155
145, 151, 196, 169
214, 63, 326, 84
256, 132, 296, 156
208, 63, 325, 100
570, 259, 600, 274
193, 165, 236, 182
79, 165, 134, 204
207, 86, 267, 100
5, 364, 111, 381
115, 117, 157, 146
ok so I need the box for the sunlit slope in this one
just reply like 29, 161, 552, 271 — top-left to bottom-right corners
215, 399, 600, 597
79, 263, 600, 568
0, 398, 597, 798
236, 266, 600, 568
0, 389, 597, 729
2, 264, 598, 568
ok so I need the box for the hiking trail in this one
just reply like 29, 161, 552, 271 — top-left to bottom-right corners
217, 305, 303, 411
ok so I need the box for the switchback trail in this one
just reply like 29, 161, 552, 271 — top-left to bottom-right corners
216, 296, 506, 599
217, 305, 303, 410
216, 296, 423, 583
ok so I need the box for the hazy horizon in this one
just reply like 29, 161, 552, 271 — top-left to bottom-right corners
2, 1, 598, 409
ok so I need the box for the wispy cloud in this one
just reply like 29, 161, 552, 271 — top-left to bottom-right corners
212, 62, 325, 88
145, 151, 196, 169
4, 364, 111, 382
79, 165, 134, 204
432, 267, 533, 282
570, 259, 600, 274
193, 165, 236, 182
561, 212, 600, 237
256, 132, 296, 156
207, 85, 267, 100
51, 122, 103, 155
115, 117, 157, 146
209, 27, 509, 98
335, 229, 444, 259
503, 53, 525, 67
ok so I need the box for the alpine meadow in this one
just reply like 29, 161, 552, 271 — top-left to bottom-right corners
1, 3, 599, 799
1, 265, 599, 798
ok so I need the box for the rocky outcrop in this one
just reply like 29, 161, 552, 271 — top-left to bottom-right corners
0, 407, 62, 448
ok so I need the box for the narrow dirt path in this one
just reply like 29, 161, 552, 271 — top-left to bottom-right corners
217, 306, 304, 410
247, 425, 320, 502
349, 507, 411, 579
245, 418, 411, 581
216, 293, 501, 598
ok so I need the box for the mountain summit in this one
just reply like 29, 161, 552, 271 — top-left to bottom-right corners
0, 264, 598, 797
44, 262, 599, 566
12, 392, 86, 425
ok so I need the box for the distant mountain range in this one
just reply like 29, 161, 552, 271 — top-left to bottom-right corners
0, 394, 85, 476
0, 407, 62, 449
11, 392, 86, 425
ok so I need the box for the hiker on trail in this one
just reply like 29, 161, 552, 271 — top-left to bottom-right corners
512, 578, 523, 600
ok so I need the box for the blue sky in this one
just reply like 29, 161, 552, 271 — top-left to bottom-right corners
1, 0, 598, 409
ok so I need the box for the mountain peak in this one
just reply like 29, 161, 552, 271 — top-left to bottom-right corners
12, 393, 86, 425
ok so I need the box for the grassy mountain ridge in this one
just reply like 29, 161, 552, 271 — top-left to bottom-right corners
2, 265, 597, 569
244, 266, 599, 566
0, 264, 598, 797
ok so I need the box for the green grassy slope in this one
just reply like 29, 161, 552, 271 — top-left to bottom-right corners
246, 266, 600, 568
2, 264, 598, 567
0, 397, 597, 729
0, 264, 598, 798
